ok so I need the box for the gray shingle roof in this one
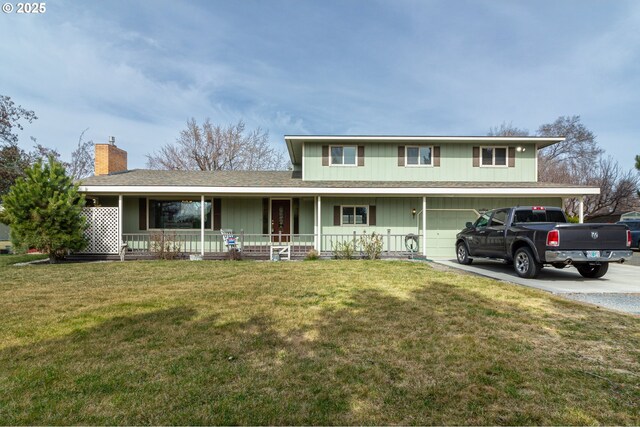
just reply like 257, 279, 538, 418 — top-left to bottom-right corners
78, 169, 593, 190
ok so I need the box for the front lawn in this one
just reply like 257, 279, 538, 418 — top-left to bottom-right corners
0, 259, 639, 425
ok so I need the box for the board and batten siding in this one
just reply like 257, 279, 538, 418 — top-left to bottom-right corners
303, 142, 538, 182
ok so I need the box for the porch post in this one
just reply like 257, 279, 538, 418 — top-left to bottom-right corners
118, 194, 123, 249
422, 196, 427, 257
200, 195, 205, 256
313, 196, 318, 250
317, 196, 322, 252
579, 196, 584, 224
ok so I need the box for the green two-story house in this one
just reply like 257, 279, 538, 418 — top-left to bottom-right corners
78, 135, 599, 259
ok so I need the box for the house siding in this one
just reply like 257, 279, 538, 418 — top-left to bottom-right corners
303, 142, 538, 182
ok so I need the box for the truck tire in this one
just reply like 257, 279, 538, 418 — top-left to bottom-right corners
575, 262, 609, 279
456, 242, 473, 265
513, 247, 541, 278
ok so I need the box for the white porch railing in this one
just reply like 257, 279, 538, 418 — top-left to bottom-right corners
121, 230, 421, 257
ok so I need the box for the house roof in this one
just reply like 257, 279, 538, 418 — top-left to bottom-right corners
284, 135, 566, 165
78, 169, 599, 197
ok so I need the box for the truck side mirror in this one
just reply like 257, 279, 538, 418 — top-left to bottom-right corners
465, 222, 473, 229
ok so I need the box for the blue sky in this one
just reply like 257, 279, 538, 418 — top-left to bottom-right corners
1, 0, 639, 169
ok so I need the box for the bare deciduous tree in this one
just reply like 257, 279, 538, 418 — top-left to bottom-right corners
489, 115, 639, 219
536, 115, 603, 181
636, 154, 640, 197
0, 95, 37, 146
487, 122, 529, 137
68, 129, 94, 179
146, 119, 286, 171
564, 156, 639, 220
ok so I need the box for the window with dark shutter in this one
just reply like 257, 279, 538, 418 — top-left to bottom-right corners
138, 198, 147, 230
213, 198, 222, 230
293, 198, 300, 234
369, 205, 376, 225
334, 205, 341, 226
357, 146, 365, 166
473, 146, 480, 167
398, 146, 405, 166
322, 145, 329, 166
262, 198, 269, 234
508, 147, 516, 167
433, 146, 441, 167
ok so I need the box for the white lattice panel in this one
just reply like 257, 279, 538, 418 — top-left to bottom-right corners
79, 207, 119, 254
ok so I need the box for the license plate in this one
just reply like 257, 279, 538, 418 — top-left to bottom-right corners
586, 250, 600, 259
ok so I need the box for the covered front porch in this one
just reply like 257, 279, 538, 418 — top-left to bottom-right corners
78, 194, 429, 259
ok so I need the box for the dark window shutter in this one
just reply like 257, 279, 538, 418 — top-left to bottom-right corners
433, 146, 441, 167
138, 198, 147, 230
369, 205, 376, 226
357, 145, 365, 166
334, 205, 341, 226
508, 147, 516, 167
398, 146, 405, 166
293, 198, 300, 234
213, 198, 222, 230
262, 198, 269, 234
322, 145, 329, 166
473, 146, 480, 167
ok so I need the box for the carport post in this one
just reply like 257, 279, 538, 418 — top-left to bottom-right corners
579, 196, 584, 224
422, 196, 427, 257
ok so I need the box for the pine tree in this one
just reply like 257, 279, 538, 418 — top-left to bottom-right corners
0, 157, 87, 262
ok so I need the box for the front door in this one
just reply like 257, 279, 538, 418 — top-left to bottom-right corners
271, 199, 291, 242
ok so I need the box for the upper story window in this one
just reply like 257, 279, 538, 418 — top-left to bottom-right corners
481, 146, 508, 167
406, 146, 433, 166
330, 146, 357, 166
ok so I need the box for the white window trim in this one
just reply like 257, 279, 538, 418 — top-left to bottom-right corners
329, 145, 358, 167
340, 205, 369, 226
148, 197, 214, 231
479, 146, 508, 168
405, 145, 434, 167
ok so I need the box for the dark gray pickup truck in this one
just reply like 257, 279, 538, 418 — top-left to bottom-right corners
455, 206, 633, 278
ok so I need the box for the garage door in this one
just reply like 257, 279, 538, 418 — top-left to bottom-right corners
425, 210, 478, 258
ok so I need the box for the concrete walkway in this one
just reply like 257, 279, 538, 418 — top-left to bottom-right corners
434, 258, 640, 315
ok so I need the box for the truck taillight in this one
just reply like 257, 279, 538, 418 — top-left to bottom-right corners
547, 229, 560, 247
532, 206, 545, 211
627, 230, 632, 248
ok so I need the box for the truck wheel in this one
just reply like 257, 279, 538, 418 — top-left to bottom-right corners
575, 263, 609, 279
456, 242, 473, 265
513, 247, 541, 278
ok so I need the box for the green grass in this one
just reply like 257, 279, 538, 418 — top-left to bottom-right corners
0, 253, 48, 268
0, 259, 639, 425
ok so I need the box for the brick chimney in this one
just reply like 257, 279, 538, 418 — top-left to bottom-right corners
94, 136, 127, 176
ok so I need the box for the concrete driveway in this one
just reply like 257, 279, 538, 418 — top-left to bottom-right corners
435, 252, 640, 315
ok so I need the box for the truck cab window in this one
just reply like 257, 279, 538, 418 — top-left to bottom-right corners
475, 213, 491, 228
489, 210, 508, 227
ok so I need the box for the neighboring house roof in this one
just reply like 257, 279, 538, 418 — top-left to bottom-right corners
284, 135, 565, 165
78, 169, 599, 196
